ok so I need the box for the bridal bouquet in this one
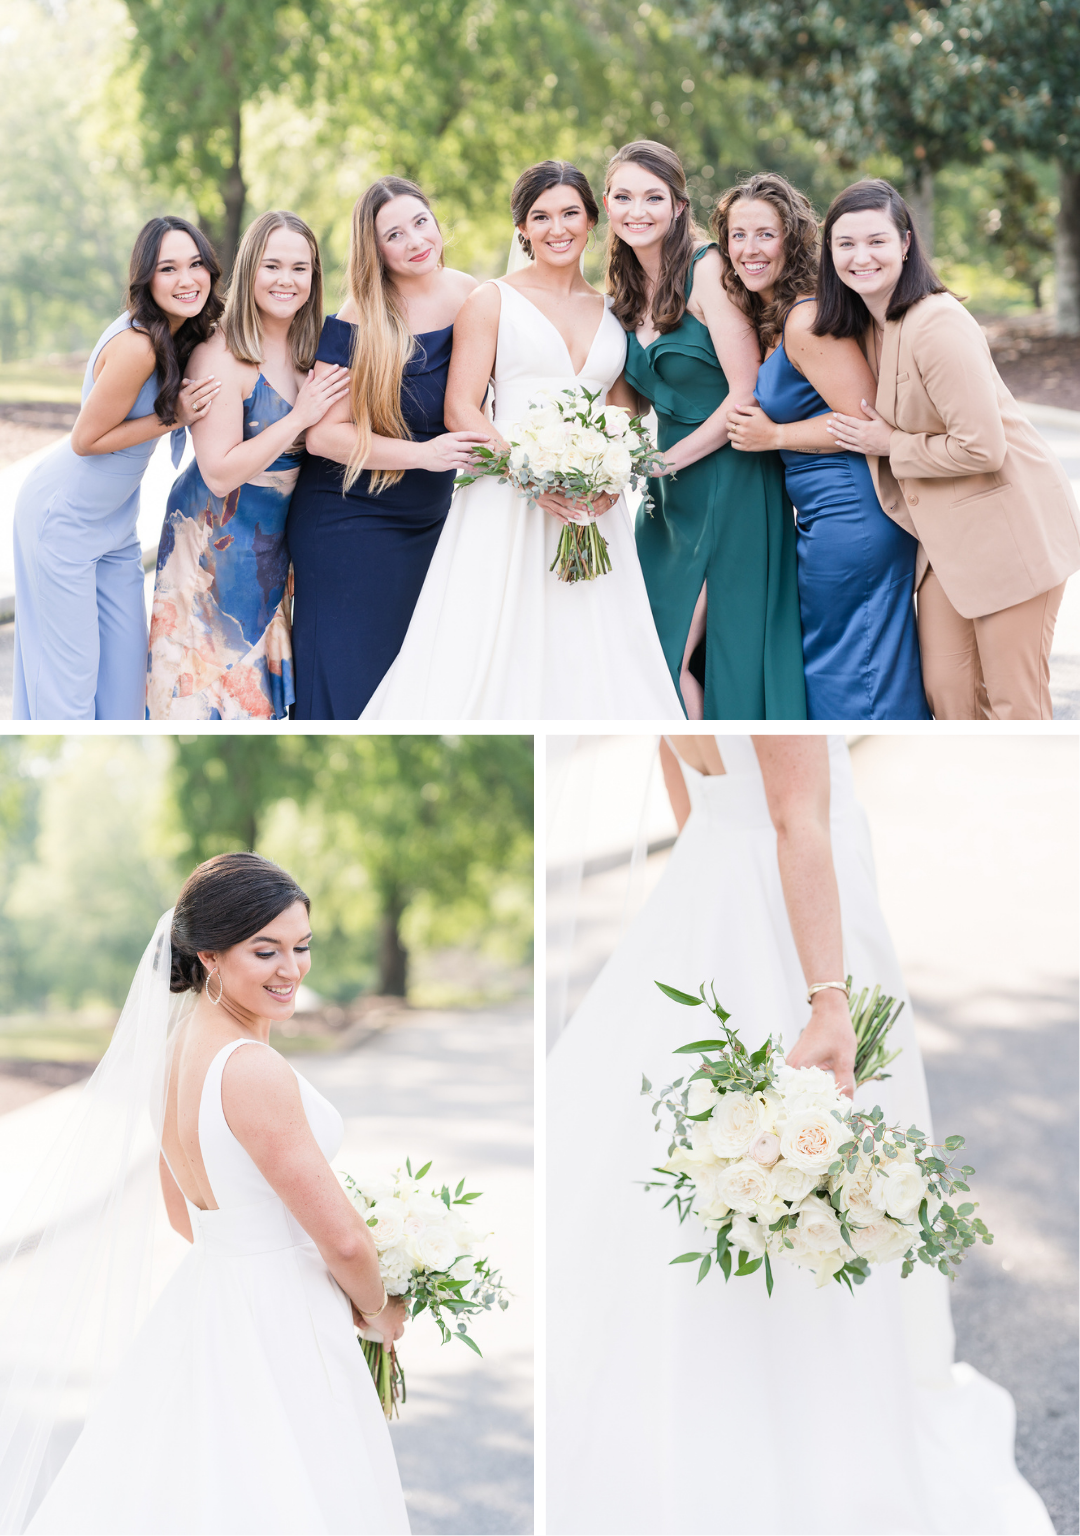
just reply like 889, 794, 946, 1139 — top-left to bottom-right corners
455, 385, 665, 582
642, 980, 991, 1294
339, 1158, 509, 1417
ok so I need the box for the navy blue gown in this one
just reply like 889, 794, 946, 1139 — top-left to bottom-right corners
286, 315, 455, 718
755, 302, 930, 720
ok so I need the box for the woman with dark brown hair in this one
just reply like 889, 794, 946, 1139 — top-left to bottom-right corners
822, 178, 1080, 719
717, 173, 929, 720
13, 216, 222, 720
608, 142, 806, 719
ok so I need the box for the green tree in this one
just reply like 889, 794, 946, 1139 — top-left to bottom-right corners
169, 735, 300, 859
298, 736, 533, 996
123, 0, 326, 272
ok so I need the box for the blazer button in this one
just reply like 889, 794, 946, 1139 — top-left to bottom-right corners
908, 494, 919, 505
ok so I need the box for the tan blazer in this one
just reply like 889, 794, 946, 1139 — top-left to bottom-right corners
868, 292, 1080, 618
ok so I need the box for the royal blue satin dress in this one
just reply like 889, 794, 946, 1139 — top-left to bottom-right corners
755, 302, 929, 720
286, 315, 455, 718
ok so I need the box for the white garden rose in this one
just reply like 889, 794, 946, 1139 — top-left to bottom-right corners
692, 1165, 732, 1221
727, 1212, 767, 1258
780, 1108, 845, 1173
707, 1091, 762, 1158
777, 1063, 846, 1115
508, 442, 529, 473
410, 1225, 459, 1273
364, 1201, 406, 1251
872, 1161, 927, 1222
716, 1158, 774, 1215
849, 1218, 914, 1266
837, 1169, 880, 1225
686, 1077, 720, 1116
771, 1159, 818, 1204
600, 439, 632, 482
748, 1131, 781, 1168
354, 1172, 396, 1204
601, 405, 632, 436
791, 1196, 844, 1256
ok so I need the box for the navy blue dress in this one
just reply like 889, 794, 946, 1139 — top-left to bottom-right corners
286, 315, 455, 718
755, 302, 930, 720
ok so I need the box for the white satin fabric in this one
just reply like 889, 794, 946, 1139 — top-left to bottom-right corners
547, 736, 1051, 1536
28, 1039, 408, 1536
361, 281, 683, 720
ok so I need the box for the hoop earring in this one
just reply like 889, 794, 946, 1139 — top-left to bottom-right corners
586, 230, 597, 252
205, 968, 223, 1006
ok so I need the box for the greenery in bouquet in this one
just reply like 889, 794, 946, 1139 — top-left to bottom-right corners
454, 385, 667, 582
340, 1158, 509, 1417
642, 981, 991, 1296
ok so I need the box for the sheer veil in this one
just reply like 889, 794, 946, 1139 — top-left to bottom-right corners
0, 910, 193, 1533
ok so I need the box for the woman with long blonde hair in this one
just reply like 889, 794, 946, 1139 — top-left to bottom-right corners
147, 209, 348, 720
286, 176, 483, 719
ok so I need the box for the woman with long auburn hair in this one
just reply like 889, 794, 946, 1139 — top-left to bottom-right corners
12, 216, 222, 720
821, 178, 1080, 719
147, 210, 349, 720
716, 172, 929, 720
607, 142, 805, 719
285, 176, 483, 719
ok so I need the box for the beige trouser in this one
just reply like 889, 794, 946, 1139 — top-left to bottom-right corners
917, 568, 1065, 719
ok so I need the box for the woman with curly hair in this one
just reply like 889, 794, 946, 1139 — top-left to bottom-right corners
607, 142, 806, 719
716, 173, 928, 719
13, 216, 223, 720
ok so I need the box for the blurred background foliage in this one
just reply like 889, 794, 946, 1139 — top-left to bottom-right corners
0, 734, 533, 1035
0, 0, 1074, 369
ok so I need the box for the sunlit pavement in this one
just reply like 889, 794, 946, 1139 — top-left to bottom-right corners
295, 1002, 533, 1536
552, 734, 1078, 1534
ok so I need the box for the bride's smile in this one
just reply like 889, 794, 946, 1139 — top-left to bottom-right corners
196, 899, 312, 1028
517, 187, 592, 267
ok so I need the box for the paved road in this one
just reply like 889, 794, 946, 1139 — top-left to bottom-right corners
551, 734, 1079, 1534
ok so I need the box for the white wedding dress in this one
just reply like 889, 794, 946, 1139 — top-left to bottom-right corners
28, 1039, 409, 1535
547, 737, 1051, 1536
361, 281, 684, 720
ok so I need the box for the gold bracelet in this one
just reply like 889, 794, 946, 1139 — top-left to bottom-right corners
359, 1286, 389, 1321
806, 981, 850, 1005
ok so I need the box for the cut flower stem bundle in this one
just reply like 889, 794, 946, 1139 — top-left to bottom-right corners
642, 981, 992, 1294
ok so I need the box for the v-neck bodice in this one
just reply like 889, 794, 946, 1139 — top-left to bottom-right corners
489, 279, 627, 431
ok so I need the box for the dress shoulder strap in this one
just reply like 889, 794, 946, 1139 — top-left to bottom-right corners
685, 242, 718, 300
201, 1038, 267, 1129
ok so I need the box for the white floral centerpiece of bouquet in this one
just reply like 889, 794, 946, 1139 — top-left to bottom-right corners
643, 980, 991, 1294
338, 1157, 509, 1416
455, 385, 666, 582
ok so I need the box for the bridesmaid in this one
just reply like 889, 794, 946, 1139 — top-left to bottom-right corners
147, 211, 348, 719
13, 217, 221, 720
286, 177, 485, 718
605, 140, 806, 719
718, 173, 929, 720
823, 179, 1080, 720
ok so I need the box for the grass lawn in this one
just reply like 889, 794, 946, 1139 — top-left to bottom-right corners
0, 361, 85, 405
0, 1012, 118, 1062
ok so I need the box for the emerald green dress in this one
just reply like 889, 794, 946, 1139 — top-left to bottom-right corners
624, 245, 807, 719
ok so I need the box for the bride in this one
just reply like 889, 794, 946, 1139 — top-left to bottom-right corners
547, 735, 1051, 1535
0, 853, 409, 1535
361, 160, 684, 720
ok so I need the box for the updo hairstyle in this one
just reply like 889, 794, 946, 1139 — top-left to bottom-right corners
169, 851, 310, 994
511, 160, 599, 259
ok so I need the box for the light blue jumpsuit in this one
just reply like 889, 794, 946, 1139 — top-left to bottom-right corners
13, 313, 183, 720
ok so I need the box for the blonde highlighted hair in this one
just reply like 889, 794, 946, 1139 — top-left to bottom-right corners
343, 176, 442, 494
221, 210, 323, 373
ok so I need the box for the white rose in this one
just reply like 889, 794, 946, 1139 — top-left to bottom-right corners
364, 1201, 406, 1251
601, 405, 632, 435
707, 1091, 762, 1158
410, 1225, 459, 1273
771, 1158, 819, 1204
600, 439, 632, 483
450, 1256, 476, 1283
689, 1119, 722, 1162
691, 1165, 732, 1221
686, 1077, 720, 1117
780, 1108, 845, 1174
663, 1143, 716, 1178
837, 1169, 880, 1225
849, 1218, 914, 1266
728, 1211, 767, 1258
872, 1162, 927, 1222
791, 1196, 844, 1255
778, 1063, 847, 1115
354, 1172, 396, 1204
748, 1131, 781, 1168
716, 1158, 774, 1215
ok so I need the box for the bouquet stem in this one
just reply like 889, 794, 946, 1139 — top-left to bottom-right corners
550, 520, 612, 583
359, 1337, 406, 1419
